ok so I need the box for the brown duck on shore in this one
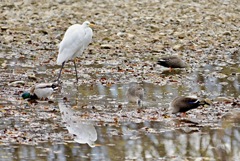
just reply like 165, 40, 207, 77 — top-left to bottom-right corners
170, 96, 210, 115
157, 56, 187, 71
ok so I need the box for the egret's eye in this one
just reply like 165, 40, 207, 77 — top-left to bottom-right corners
52, 84, 57, 88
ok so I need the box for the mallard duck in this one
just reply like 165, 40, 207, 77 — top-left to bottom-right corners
157, 56, 187, 70
127, 83, 144, 106
170, 96, 210, 114
22, 83, 58, 100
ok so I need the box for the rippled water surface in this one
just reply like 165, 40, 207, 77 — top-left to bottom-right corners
0, 121, 240, 160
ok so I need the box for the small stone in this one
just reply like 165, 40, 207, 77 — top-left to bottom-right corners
173, 44, 184, 50
4, 35, 14, 43
222, 31, 231, 36
117, 32, 125, 37
9, 81, 25, 86
215, 97, 233, 103
1, 26, 8, 31
28, 74, 37, 81
100, 44, 113, 49
174, 32, 185, 39
127, 33, 135, 39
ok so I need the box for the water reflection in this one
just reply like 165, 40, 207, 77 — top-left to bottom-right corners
1, 120, 240, 160
58, 101, 97, 147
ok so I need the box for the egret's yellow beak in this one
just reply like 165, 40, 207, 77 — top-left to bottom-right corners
93, 143, 102, 147
89, 23, 98, 28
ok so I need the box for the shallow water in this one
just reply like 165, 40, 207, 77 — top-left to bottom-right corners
0, 121, 240, 160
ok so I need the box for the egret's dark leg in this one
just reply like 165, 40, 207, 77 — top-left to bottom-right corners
57, 61, 65, 84
137, 100, 141, 107
73, 59, 78, 82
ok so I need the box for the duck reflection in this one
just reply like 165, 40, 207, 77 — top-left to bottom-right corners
58, 101, 97, 147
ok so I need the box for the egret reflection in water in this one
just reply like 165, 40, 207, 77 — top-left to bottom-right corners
58, 101, 97, 147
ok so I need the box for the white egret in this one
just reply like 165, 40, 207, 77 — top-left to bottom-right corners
22, 83, 58, 100
57, 21, 93, 83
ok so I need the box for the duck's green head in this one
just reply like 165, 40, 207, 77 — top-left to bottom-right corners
22, 92, 31, 99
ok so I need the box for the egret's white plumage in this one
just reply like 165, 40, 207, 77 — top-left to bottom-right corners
57, 21, 93, 82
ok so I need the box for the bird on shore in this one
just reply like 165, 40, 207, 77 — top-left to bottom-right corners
170, 96, 210, 116
22, 83, 58, 100
157, 56, 187, 71
56, 21, 93, 83
127, 83, 144, 106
